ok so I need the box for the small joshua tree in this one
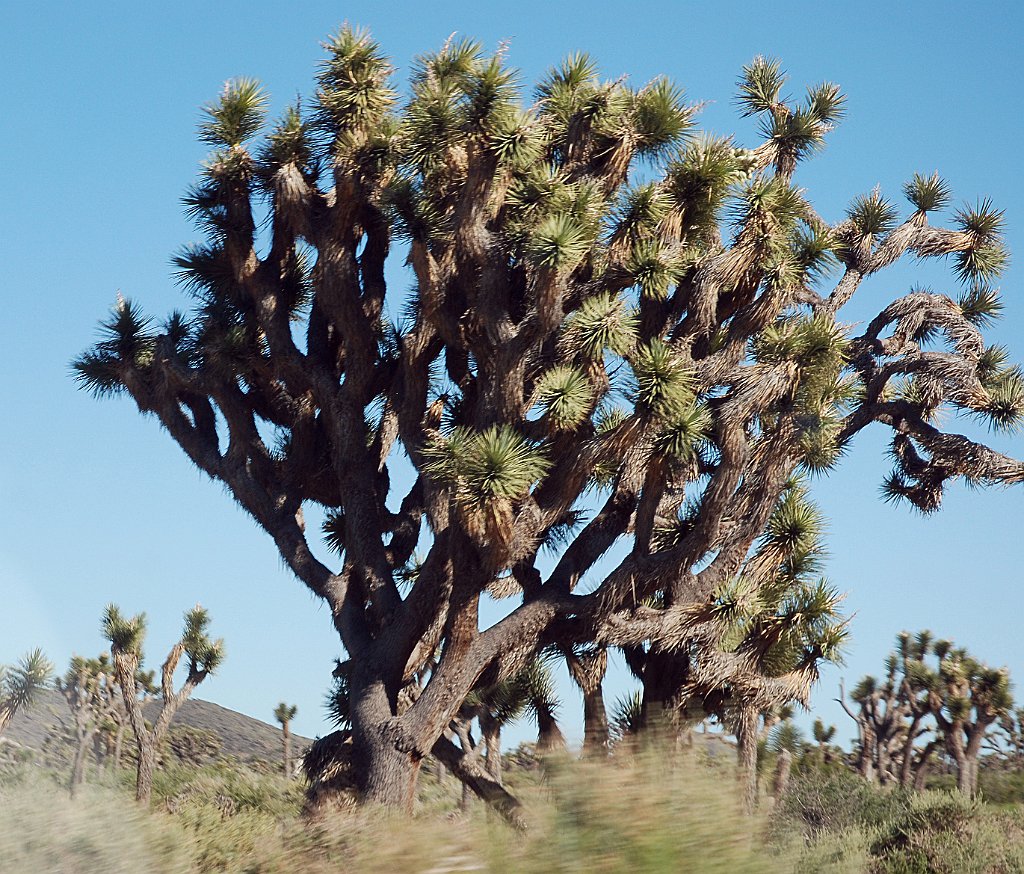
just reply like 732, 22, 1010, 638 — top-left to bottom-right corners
57, 653, 122, 797
841, 631, 1012, 795
274, 702, 298, 777
103, 604, 224, 804
0, 649, 53, 736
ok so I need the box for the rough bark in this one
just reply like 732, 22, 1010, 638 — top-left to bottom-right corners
734, 705, 759, 814
282, 723, 292, 778
69, 734, 90, 799
772, 749, 792, 801
135, 742, 158, 805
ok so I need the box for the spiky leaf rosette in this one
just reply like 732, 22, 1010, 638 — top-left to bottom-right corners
182, 604, 225, 674
1, 649, 54, 711
274, 702, 298, 724
103, 604, 147, 656
533, 365, 593, 429
629, 338, 694, 420
560, 292, 637, 359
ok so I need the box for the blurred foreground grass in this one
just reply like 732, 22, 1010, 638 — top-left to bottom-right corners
4, 750, 1024, 872
0, 750, 775, 874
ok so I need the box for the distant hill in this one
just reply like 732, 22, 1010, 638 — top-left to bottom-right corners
0, 688, 312, 764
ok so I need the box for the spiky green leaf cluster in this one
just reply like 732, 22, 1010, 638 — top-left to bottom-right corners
737, 56, 786, 117
958, 282, 1004, 328
533, 365, 593, 429
316, 26, 396, 134
664, 136, 754, 240
653, 403, 713, 461
182, 604, 225, 673
632, 78, 694, 158
560, 292, 637, 359
846, 190, 899, 237
903, 172, 951, 214
952, 198, 1009, 282
754, 313, 848, 368
1, 649, 54, 711
422, 425, 549, 503
527, 213, 592, 271
625, 239, 683, 300
610, 182, 670, 243
72, 298, 155, 397
199, 78, 268, 148
102, 604, 147, 656
629, 339, 694, 419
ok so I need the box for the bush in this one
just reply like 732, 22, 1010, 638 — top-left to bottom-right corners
869, 791, 1024, 874
772, 767, 913, 841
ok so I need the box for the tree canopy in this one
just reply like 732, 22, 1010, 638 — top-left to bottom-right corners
76, 28, 1024, 810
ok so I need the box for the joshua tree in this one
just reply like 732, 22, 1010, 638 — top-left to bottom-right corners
274, 702, 299, 777
617, 480, 844, 811
76, 28, 1024, 813
464, 657, 562, 784
103, 604, 224, 804
56, 654, 122, 797
100, 664, 157, 770
811, 718, 837, 764
842, 631, 1012, 795
930, 643, 1012, 795
0, 649, 53, 736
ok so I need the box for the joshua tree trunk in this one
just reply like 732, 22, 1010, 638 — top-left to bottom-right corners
113, 723, 125, 770
282, 724, 292, 777
858, 724, 877, 782
962, 723, 990, 796
914, 759, 932, 791
480, 716, 503, 783
359, 730, 422, 812
581, 686, 610, 758
898, 718, 922, 787
135, 740, 158, 805
568, 649, 609, 757
772, 749, 792, 801
69, 733, 91, 799
536, 704, 565, 752
734, 704, 759, 814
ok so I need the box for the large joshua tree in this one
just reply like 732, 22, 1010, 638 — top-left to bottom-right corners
76, 29, 1024, 812
103, 604, 224, 804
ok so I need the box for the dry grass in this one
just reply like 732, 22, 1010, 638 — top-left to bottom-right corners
0, 751, 780, 874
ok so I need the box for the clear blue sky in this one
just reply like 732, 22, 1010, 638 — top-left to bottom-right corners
2, 1, 1023, 747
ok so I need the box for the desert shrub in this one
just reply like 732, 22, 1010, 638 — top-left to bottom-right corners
168, 726, 223, 767
868, 791, 1024, 874
772, 767, 915, 843
978, 768, 1024, 806
146, 758, 304, 817
786, 827, 872, 874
